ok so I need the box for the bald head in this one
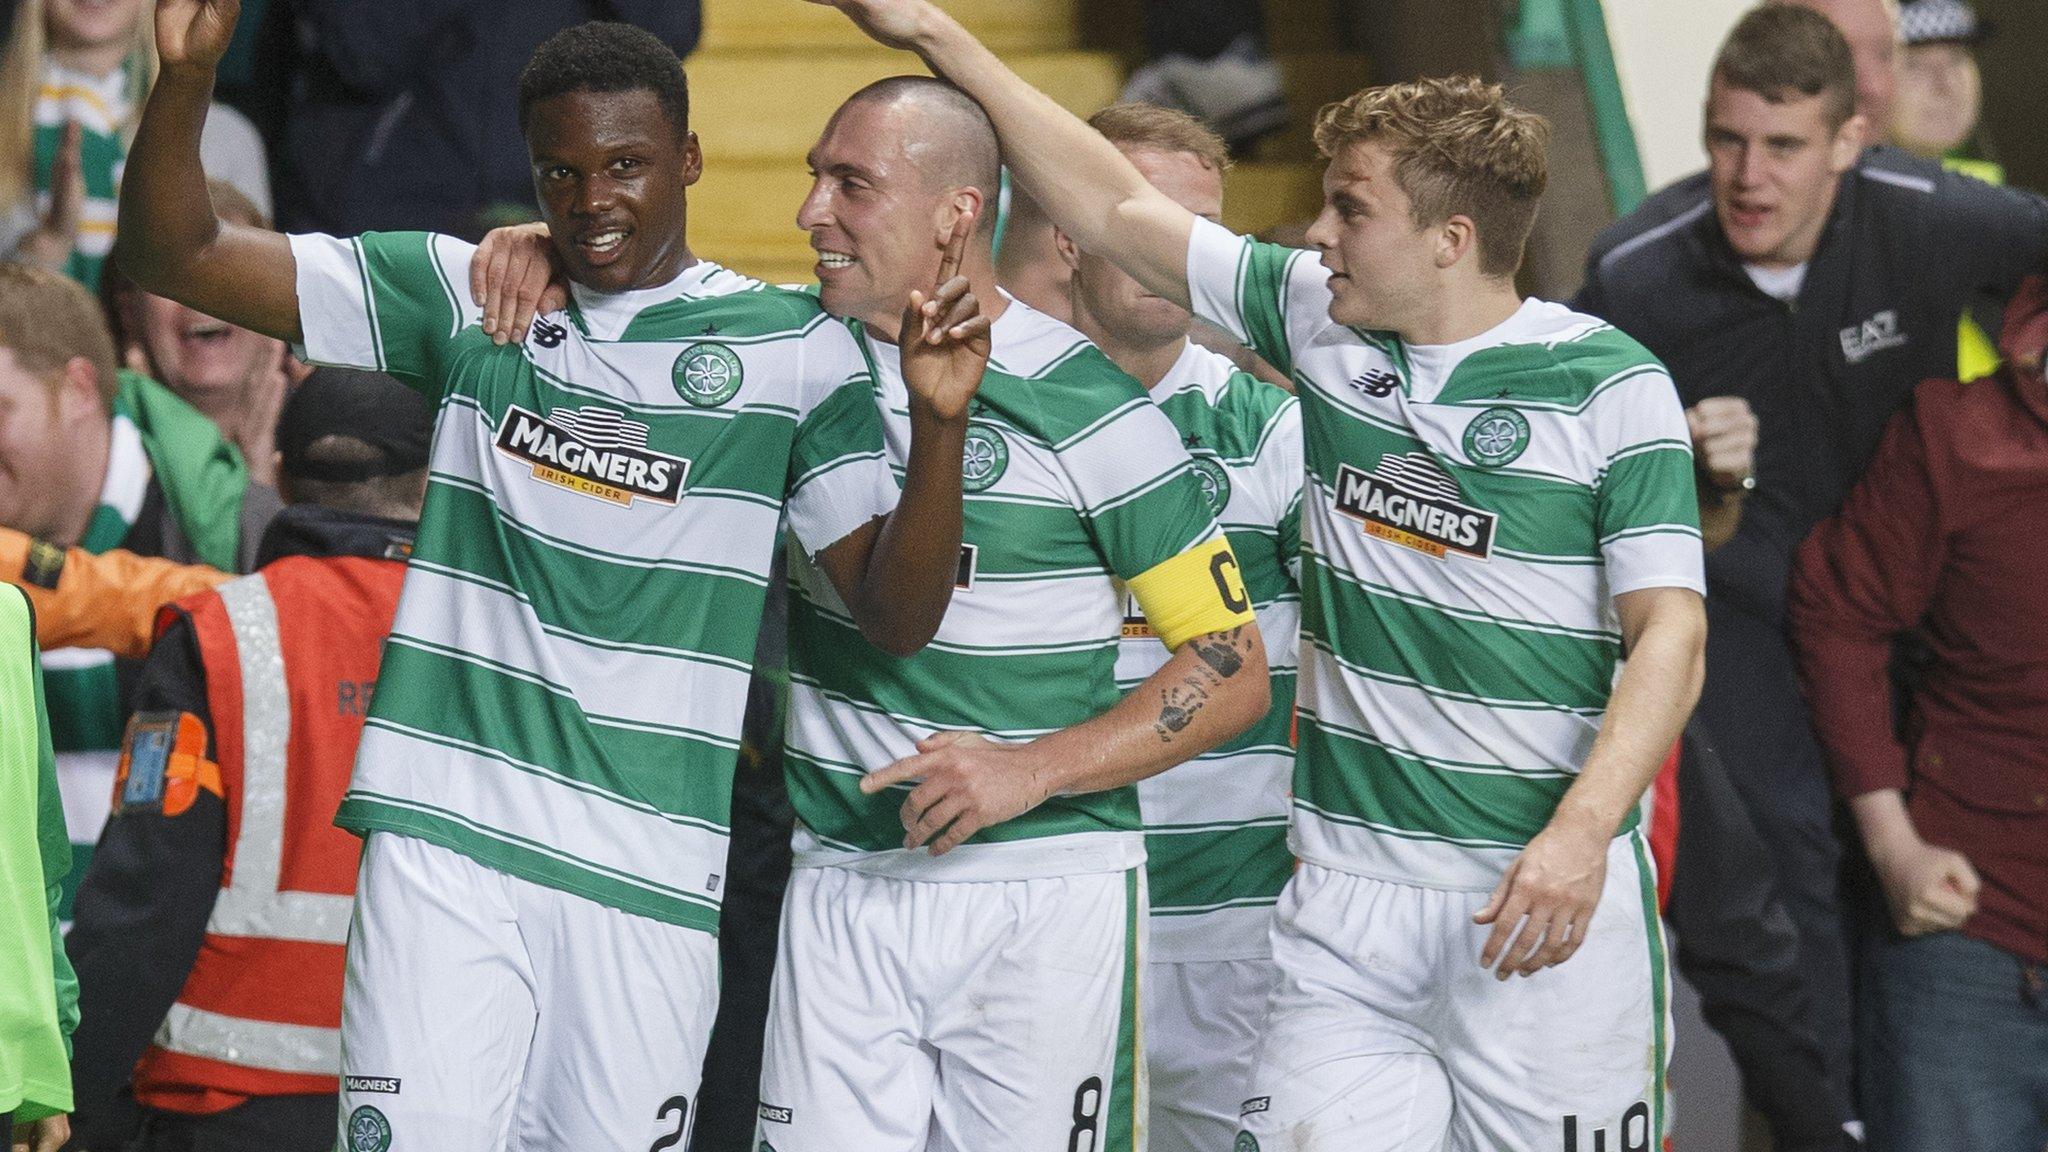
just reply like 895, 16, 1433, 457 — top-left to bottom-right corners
1774, 0, 1899, 127
836, 76, 1003, 232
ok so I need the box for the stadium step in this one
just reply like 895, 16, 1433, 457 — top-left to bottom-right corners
689, 51, 1126, 162
686, 1, 1356, 284
700, 0, 1098, 54
689, 49, 1365, 163
1221, 161, 1325, 239
700, 0, 1341, 55
1250, 52, 1371, 160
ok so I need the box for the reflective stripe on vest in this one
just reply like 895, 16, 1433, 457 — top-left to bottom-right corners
152, 573, 345, 1074
202, 575, 351, 945
156, 1001, 340, 1076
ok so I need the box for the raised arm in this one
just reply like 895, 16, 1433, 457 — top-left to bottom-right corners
114, 0, 299, 344
813, 212, 989, 654
812, 0, 1197, 308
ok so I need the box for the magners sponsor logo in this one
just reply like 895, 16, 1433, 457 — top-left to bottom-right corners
495, 404, 688, 508
1335, 454, 1495, 561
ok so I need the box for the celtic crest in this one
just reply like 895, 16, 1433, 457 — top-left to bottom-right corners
1190, 455, 1232, 516
673, 342, 744, 407
1462, 406, 1530, 467
961, 424, 1009, 492
347, 1106, 393, 1152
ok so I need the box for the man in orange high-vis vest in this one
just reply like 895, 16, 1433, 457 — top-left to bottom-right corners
64, 368, 430, 1152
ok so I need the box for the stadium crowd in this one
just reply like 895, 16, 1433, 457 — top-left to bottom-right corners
0, 0, 2042, 1151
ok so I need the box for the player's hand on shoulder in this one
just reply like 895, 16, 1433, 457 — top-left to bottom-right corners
805, 0, 929, 49
1473, 807, 1609, 980
155, 0, 241, 76
898, 208, 991, 423
861, 731, 1053, 856
473, 222, 567, 346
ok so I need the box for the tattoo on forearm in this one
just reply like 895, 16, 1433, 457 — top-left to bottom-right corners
1153, 675, 1213, 742
1191, 626, 1247, 679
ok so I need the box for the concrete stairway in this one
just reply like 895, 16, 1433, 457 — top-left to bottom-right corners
686, 0, 1362, 285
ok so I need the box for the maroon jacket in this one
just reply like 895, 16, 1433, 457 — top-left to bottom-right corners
1790, 276, 2048, 964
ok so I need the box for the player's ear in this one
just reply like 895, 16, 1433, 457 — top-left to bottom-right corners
681, 130, 703, 186
1436, 214, 1478, 270
935, 187, 983, 248
1053, 227, 1080, 272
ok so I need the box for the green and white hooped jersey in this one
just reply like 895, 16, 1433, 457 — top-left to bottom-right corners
1184, 218, 1704, 891
33, 60, 133, 289
785, 299, 1226, 881
45, 410, 150, 913
1114, 341, 1302, 962
291, 232, 897, 933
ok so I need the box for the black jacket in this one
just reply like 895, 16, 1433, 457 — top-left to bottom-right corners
64, 505, 415, 1151
1574, 147, 2048, 623
265, 0, 702, 237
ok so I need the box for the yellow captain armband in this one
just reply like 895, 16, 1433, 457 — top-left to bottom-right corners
1125, 535, 1256, 651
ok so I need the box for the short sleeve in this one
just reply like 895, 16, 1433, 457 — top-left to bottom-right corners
784, 330, 896, 558
289, 230, 478, 397
1054, 385, 1221, 582
1184, 216, 1332, 378
1592, 368, 1706, 597
1262, 399, 1305, 586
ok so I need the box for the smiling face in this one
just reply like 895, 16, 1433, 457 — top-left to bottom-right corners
1891, 40, 1981, 157
125, 291, 281, 416
1705, 78, 1864, 267
799, 97, 977, 333
0, 346, 102, 540
1301, 140, 1446, 332
44, 0, 143, 61
526, 88, 700, 294
1072, 146, 1224, 348
0, 350, 64, 537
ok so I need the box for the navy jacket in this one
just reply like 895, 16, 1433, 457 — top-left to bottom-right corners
1574, 146, 2048, 624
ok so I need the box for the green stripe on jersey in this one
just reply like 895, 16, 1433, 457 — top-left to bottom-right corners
785, 305, 1224, 864
1144, 821, 1290, 914
295, 230, 892, 928
1185, 217, 1700, 885
1118, 346, 1302, 938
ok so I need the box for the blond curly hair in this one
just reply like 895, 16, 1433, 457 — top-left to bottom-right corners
1313, 77, 1549, 277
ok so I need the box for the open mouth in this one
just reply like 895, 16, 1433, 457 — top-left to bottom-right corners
576, 228, 630, 265
816, 250, 855, 271
1727, 203, 1771, 229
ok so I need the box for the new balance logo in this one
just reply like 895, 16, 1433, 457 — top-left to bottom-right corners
530, 316, 568, 349
1349, 369, 1399, 398
1839, 309, 1907, 364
